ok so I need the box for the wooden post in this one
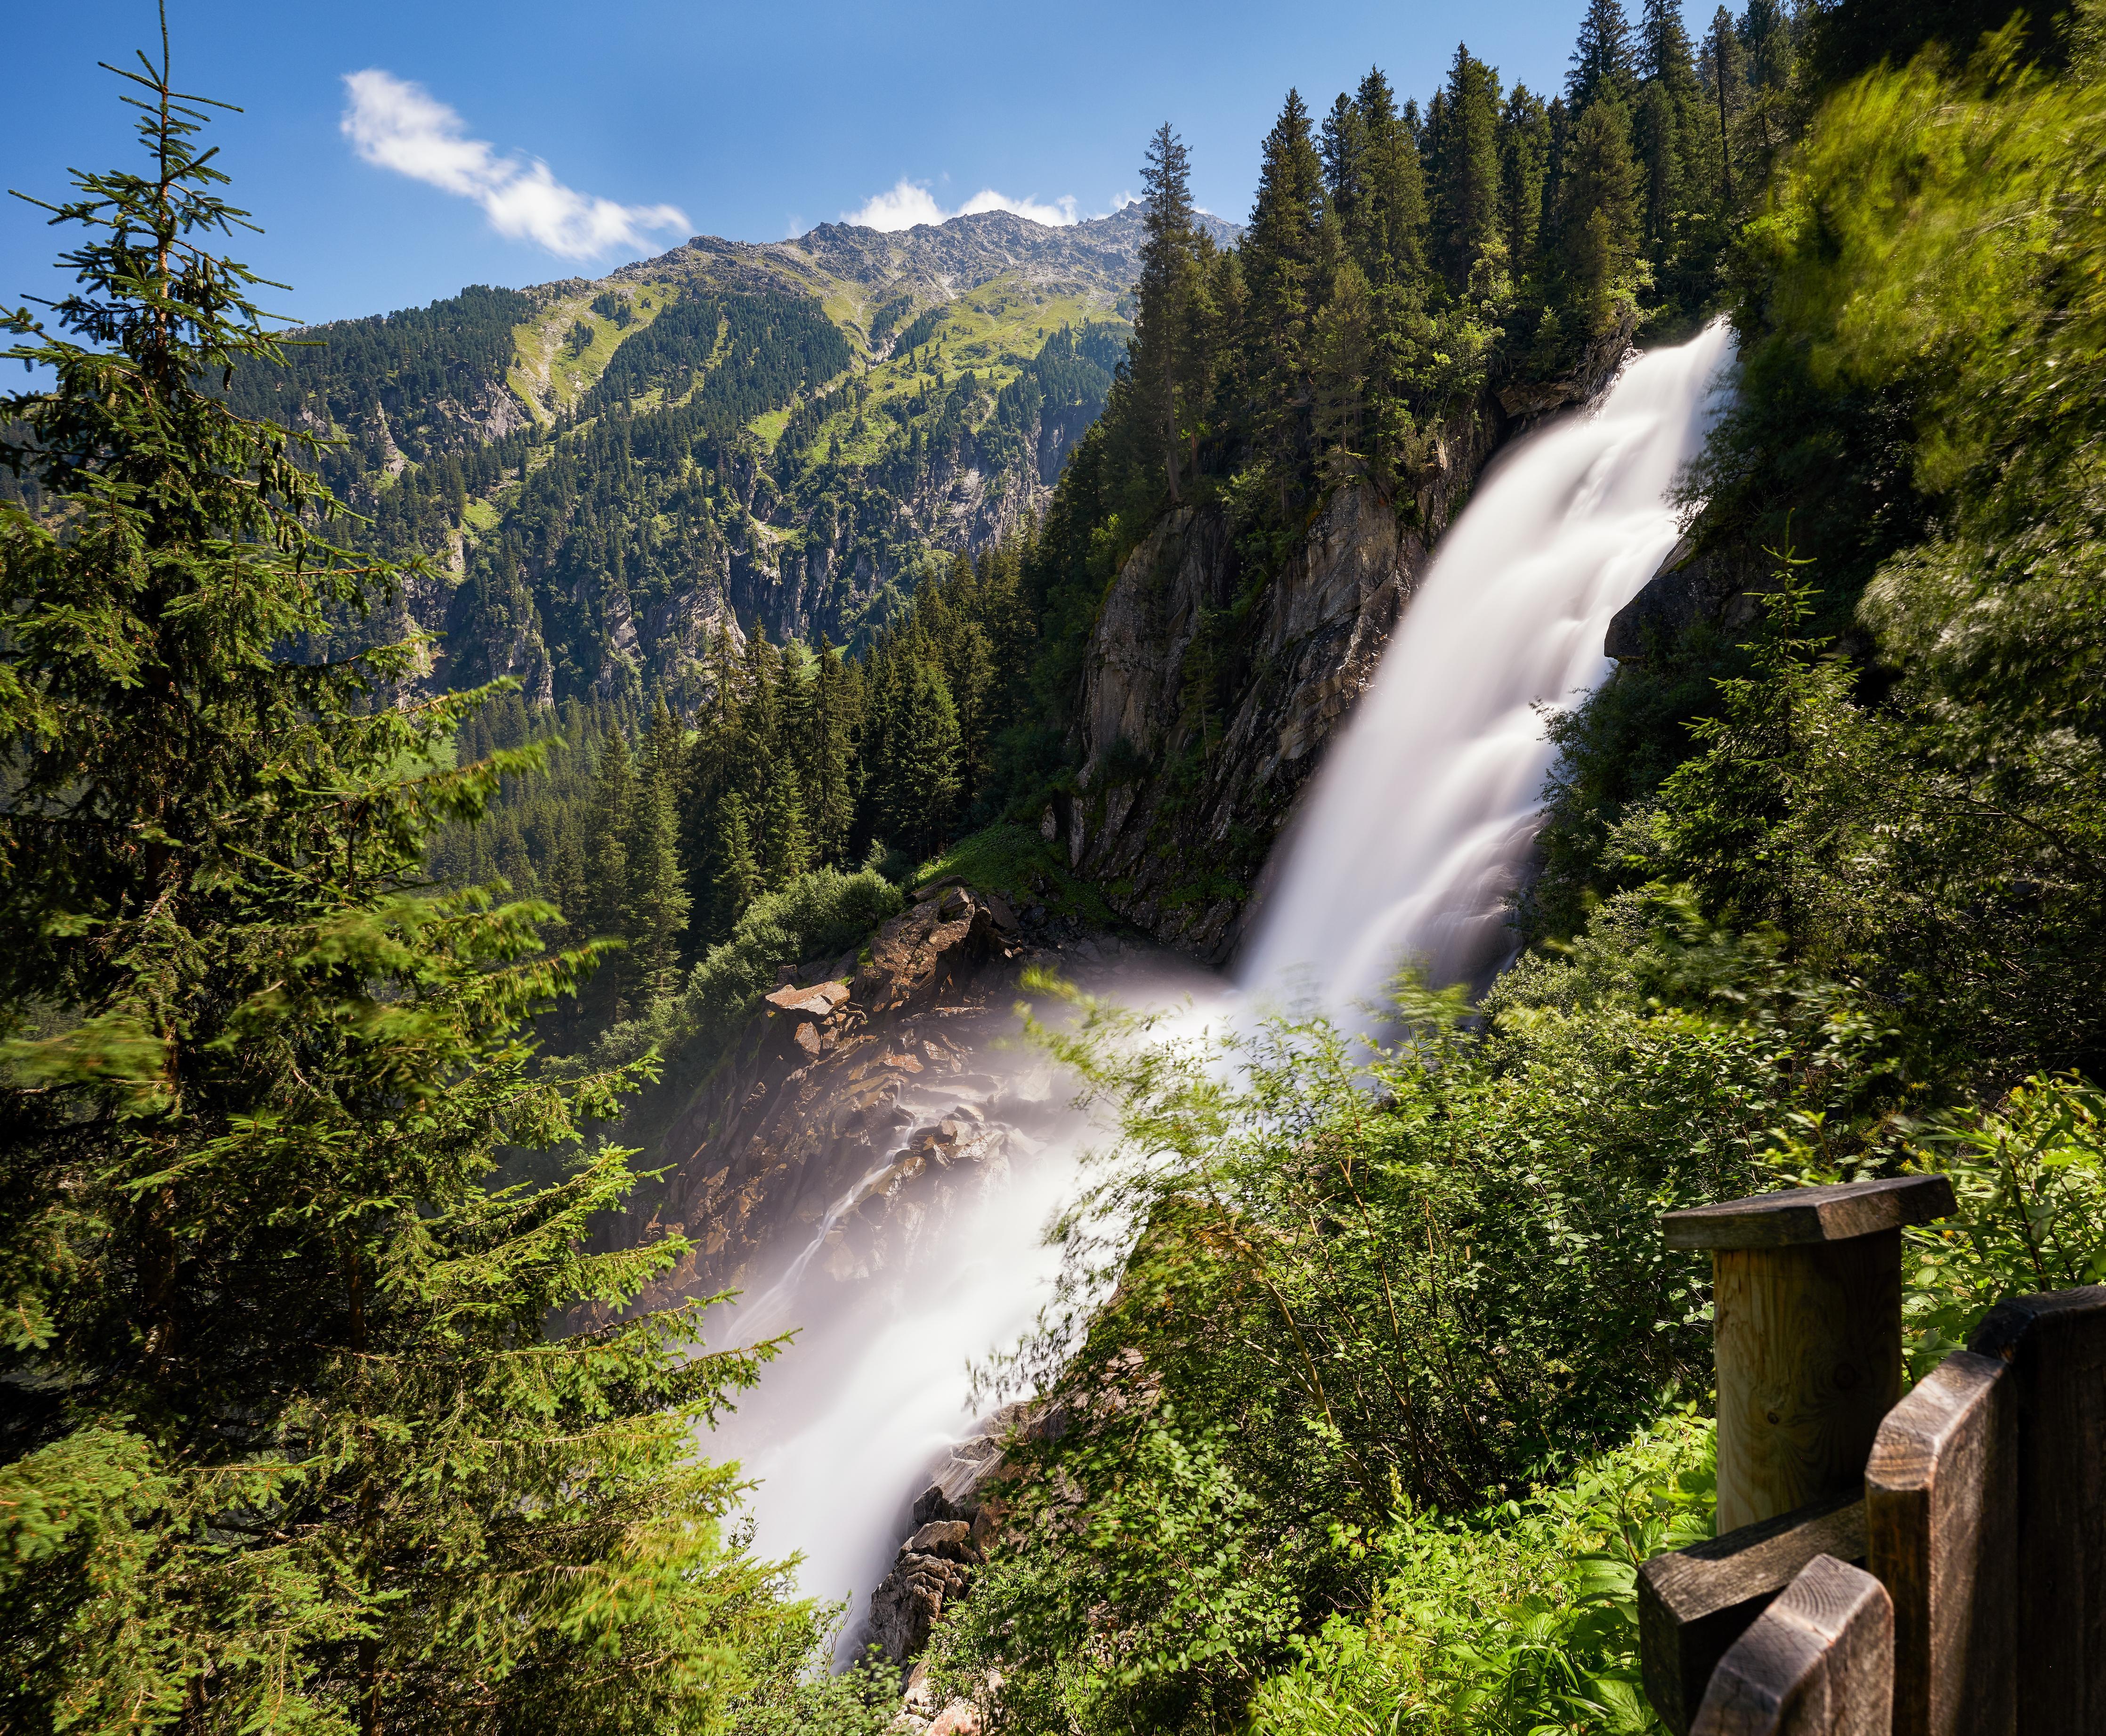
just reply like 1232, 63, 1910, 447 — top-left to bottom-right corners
1641, 1489, 1867, 1736
1864, 1350, 2016, 1736
1664, 1177, 1955, 1533
1967, 1286, 2106, 1736
1692, 1553, 1895, 1736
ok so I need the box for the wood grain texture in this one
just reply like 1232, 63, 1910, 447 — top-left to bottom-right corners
1715, 1233, 1904, 1533
1968, 1285, 2106, 1736
1692, 1553, 1895, 1736
1864, 1349, 2015, 1736
1641, 1490, 1867, 1736
1665, 1177, 1956, 1251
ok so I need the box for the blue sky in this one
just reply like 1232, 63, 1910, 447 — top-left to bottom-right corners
5, 1, 1710, 329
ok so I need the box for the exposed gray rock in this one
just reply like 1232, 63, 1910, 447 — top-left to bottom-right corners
1604, 535, 1761, 661
870, 1548, 972, 1664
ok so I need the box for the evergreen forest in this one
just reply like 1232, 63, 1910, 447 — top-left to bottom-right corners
7, 0, 2106, 1732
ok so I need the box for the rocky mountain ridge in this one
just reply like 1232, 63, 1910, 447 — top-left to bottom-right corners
230, 210, 1205, 706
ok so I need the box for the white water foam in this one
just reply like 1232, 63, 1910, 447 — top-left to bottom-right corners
1239, 320, 1735, 1011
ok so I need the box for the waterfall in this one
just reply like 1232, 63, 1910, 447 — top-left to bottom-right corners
1239, 321, 1735, 1011
702, 322, 1735, 1646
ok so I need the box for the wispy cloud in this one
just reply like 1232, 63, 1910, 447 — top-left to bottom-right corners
842, 177, 1084, 232
340, 70, 688, 260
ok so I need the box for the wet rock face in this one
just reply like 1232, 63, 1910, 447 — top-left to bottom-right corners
601, 884, 1118, 1317
868, 1419, 1013, 1666
1066, 468, 1489, 960
1063, 338, 1638, 964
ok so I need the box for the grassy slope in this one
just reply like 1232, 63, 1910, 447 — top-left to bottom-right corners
506, 279, 683, 421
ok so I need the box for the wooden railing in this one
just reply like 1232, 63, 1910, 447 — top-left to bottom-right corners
1638, 1176, 2106, 1736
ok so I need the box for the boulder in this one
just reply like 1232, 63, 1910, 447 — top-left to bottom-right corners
764, 979, 850, 1018
870, 1549, 972, 1663
903, 1519, 975, 1561
1604, 536, 1751, 661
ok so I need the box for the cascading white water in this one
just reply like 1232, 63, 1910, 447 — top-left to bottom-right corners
1240, 321, 1735, 1011
703, 323, 1734, 1647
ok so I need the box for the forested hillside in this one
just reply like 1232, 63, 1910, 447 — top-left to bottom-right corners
196, 210, 1163, 709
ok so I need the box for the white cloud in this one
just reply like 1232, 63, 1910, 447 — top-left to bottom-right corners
842, 177, 1082, 232
341, 70, 688, 260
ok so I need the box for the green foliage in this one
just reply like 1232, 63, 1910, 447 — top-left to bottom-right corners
1903, 1074, 2106, 1373
0, 38, 817, 1730
938, 904, 1905, 1732
913, 823, 1113, 927
1251, 1413, 1715, 1736
679, 866, 903, 1049
1535, 25, 2106, 1088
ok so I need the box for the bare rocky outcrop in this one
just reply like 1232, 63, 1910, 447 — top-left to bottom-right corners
1062, 337, 1637, 961
1060, 460, 1494, 959
868, 1421, 1015, 1664
1604, 533, 1770, 661
601, 878, 1128, 1314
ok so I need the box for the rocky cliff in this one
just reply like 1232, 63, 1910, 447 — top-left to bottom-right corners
1056, 328, 1637, 962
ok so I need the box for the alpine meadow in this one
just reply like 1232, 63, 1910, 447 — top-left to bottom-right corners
6, 1, 2106, 1734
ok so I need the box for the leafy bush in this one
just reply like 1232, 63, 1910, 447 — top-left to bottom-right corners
1251, 1412, 1715, 1736
683, 866, 904, 1046
932, 915, 1901, 1733
1903, 1074, 2106, 1374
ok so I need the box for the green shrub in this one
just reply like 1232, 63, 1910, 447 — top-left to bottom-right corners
682, 866, 904, 1046
1250, 1414, 1714, 1736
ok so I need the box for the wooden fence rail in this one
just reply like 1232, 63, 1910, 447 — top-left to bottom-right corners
1639, 1178, 2106, 1736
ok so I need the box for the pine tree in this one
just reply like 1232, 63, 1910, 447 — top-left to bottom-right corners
1427, 45, 1505, 290
1568, 0, 1638, 110
1241, 89, 1328, 486
1132, 122, 1204, 502
0, 32, 806, 1731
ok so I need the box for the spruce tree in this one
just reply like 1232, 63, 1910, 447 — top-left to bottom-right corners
1498, 86, 1553, 279
623, 702, 691, 1009
1132, 122, 1203, 502
868, 658, 963, 861
1559, 98, 1644, 335
1352, 68, 1429, 284
1701, 7, 1749, 207
1427, 45, 1505, 290
808, 639, 857, 867
1241, 89, 1328, 494
710, 792, 765, 929
1568, 0, 1638, 110
0, 31, 806, 1732
1640, 0, 1700, 89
